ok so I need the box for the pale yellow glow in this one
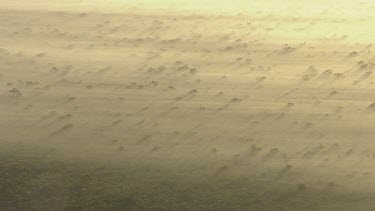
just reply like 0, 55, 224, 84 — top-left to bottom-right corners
2, 0, 375, 43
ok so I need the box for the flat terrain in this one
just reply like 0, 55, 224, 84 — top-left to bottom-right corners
2, 1, 375, 210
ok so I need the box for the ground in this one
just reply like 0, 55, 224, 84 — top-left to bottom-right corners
1, 1, 375, 210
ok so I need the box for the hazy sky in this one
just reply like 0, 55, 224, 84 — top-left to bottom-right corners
2, 0, 374, 17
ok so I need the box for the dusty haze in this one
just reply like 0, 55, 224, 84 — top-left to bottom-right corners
2, 0, 375, 210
